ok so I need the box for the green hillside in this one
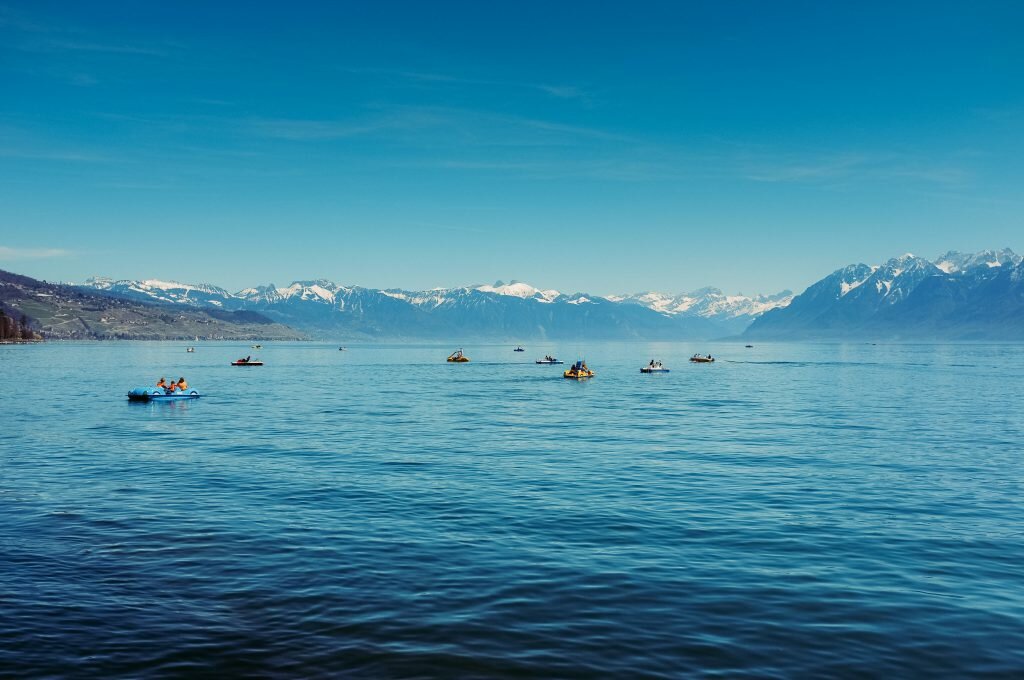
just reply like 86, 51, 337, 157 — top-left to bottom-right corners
0, 269, 305, 340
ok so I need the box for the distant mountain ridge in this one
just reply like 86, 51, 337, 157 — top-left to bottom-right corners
76, 277, 791, 340
745, 249, 1024, 340
51, 247, 1024, 340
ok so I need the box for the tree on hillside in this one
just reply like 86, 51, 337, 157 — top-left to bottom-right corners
20, 313, 33, 340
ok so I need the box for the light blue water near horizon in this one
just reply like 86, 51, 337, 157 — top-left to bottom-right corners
2, 341, 1024, 677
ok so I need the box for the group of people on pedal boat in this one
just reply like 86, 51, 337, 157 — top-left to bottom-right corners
155, 377, 189, 394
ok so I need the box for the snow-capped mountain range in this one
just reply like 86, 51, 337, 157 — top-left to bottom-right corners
76, 248, 1023, 340
76, 278, 791, 340
745, 248, 1024, 340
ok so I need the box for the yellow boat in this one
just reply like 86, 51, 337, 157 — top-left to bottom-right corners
447, 349, 470, 363
563, 360, 595, 379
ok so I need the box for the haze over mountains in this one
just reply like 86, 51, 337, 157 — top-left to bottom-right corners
4, 248, 1019, 340
66, 248, 1023, 340
77, 278, 789, 340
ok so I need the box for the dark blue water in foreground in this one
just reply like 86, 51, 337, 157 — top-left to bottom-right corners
2, 341, 1024, 677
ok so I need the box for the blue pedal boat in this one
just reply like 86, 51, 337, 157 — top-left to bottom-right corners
127, 387, 201, 402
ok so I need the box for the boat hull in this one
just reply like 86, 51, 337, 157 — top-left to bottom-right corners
232, 361, 264, 366
536, 360, 565, 364
640, 368, 670, 373
128, 387, 201, 401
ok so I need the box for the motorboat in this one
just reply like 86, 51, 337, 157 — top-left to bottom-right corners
447, 349, 470, 363
690, 354, 715, 363
251, 344, 263, 349
563, 360, 595, 379
745, 344, 754, 348
641, 360, 670, 373
536, 355, 564, 364
127, 387, 201, 401
186, 347, 195, 353
232, 356, 263, 366
514, 346, 525, 352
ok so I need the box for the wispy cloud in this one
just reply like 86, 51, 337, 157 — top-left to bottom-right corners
0, 146, 115, 162
0, 246, 72, 260
38, 39, 169, 56
0, 124, 123, 163
0, 6, 174, 57
243, 106, 629, 148
245, 117, 402, 141
737, 150, 971, 186
342, 67, 591, 102
740, 152, 874, 182
536, 84, 587, 100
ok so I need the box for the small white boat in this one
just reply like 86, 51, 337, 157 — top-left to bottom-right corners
640, 360, 669, 373
536, 355, 565, 365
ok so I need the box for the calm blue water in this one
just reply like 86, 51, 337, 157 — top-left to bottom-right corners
2, 341, 1024, 677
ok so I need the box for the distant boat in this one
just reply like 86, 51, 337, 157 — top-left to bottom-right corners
447, 348, 470, 363
252, 344, 263, 349
564, 360, 595, 379
339, 347, 347, 351
514, 346, 525, 352
186, 347, 195, 353
690, 354, 715, 363
536, 355, 564, 364
745, 344, 753, 348
232, 356, 263, 366
641, 360, 669, 373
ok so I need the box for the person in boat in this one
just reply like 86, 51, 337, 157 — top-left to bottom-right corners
156, 377, 168, 389
176, 377, 188, 391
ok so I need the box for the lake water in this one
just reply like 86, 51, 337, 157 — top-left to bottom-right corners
2, 341, 1023, 677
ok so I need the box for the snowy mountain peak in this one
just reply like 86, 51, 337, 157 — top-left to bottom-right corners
830, 264, 875, 297
934, 248, 1021, 274
139, 279, 230, 295
475, 281, 561, 302
612, 288, 792, 319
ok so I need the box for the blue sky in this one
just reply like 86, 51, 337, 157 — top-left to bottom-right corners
1, 1, 1022, 295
